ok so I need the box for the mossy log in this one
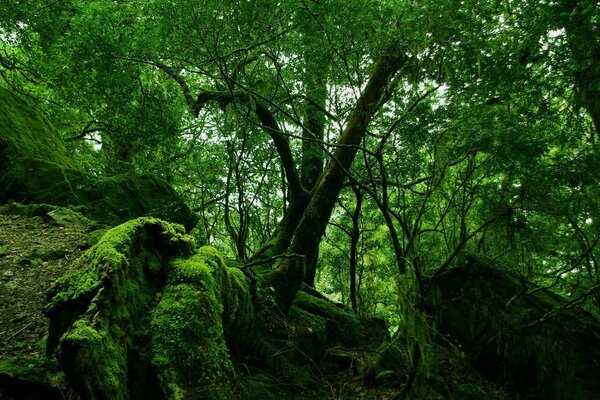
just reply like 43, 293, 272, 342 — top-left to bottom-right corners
0, 87, 197, 230
425, 254, 600, 399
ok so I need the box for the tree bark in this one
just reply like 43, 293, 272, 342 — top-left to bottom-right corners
349, 186, 363, 313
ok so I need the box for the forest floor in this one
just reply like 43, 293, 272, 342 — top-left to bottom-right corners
0, 205, 89, 360
0, 205, 406, 399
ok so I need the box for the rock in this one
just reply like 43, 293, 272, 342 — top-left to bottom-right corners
424, 254, 600, 399
45, 218, 250, 400
47, 208, 93, 228
0, 356, 65, 400
29, 247, 67, 261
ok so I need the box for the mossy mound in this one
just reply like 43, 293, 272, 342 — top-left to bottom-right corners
425, 254, 600, 399
0, 87, 197, 230
0, 356, 66, 400
46, 218, 255, 400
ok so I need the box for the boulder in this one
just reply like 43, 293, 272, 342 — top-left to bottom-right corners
425, 254, 600, 399
45, 218, 252, 400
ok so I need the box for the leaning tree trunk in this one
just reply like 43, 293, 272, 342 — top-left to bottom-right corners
265, 47, 407, 313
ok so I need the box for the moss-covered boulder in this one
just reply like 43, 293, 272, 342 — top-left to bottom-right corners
0, 87, 197, 230
2, 158, 197, 230
425, 254, 600, 399
46, 218, 253, 400
0, 356, 66, 400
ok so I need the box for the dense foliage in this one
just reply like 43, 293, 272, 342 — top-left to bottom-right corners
1, 1, 600, 396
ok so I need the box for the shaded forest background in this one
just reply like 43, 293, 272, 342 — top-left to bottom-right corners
1, 0, 600, 399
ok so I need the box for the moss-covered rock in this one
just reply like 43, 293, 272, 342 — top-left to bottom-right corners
293, 291, 387, 348
0, 87, 73, 171
46, 218, 195, 399
152, 257, 234, 399
0, 88, 197, 230
424, 254, 600, 399
46, 220, 255, 400
1, 158, 197, 230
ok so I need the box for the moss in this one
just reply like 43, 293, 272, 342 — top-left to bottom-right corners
0, 88, 198, 231
87, 229, 108, 246
150, 250, 254, 399
151, 283, 233, 399
0, 355, 66, 399
426, 255, 600, 399
0, 87, 73, 171
293, 291, 367, 347
1, 158, 198, 230
287, 306, 327, 359
197, 245, 227, 269
45, 218, 195, 399
5, 202, 60, 218
0, 356, 49, 384
46, 219, 255, 399
47, 207, 94, 228
29, 247, 68, 261
61, 320, 127, 400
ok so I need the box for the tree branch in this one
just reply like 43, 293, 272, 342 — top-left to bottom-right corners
194, 90, 305, 199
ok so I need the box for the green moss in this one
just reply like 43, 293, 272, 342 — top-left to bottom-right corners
47, 207, 94, 228
293, 291, 366, 347
87, 229, 108, 246
46, 218, 195, 399
287, 306, 327, 359
45, 219, 256, 399
4, 202, 59, 217
198, 245, 227, 269
169, 254, 216, 285
0, 88, 198, 230
61, 320, 127, 400
1, 158, 198, 230
0, 86, 73, 171
29, 247, 68, 261
0, 354, 67, 395
150, 250, 254, 399
426, 255, 600, 399
151, 283, 234, 399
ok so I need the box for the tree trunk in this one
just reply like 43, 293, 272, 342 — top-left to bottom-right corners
266, 47, 406, 312
349, 186, 363, 313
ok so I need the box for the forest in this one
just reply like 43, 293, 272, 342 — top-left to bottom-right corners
0, 0, 599, 399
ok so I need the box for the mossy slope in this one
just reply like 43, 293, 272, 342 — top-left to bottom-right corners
2, 158, 197, 230
0, 87, 73, 171
0, 87, 197, 230
425, 254, 600, 399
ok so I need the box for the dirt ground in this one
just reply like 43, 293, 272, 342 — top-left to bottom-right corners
0, 206, 90, 360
